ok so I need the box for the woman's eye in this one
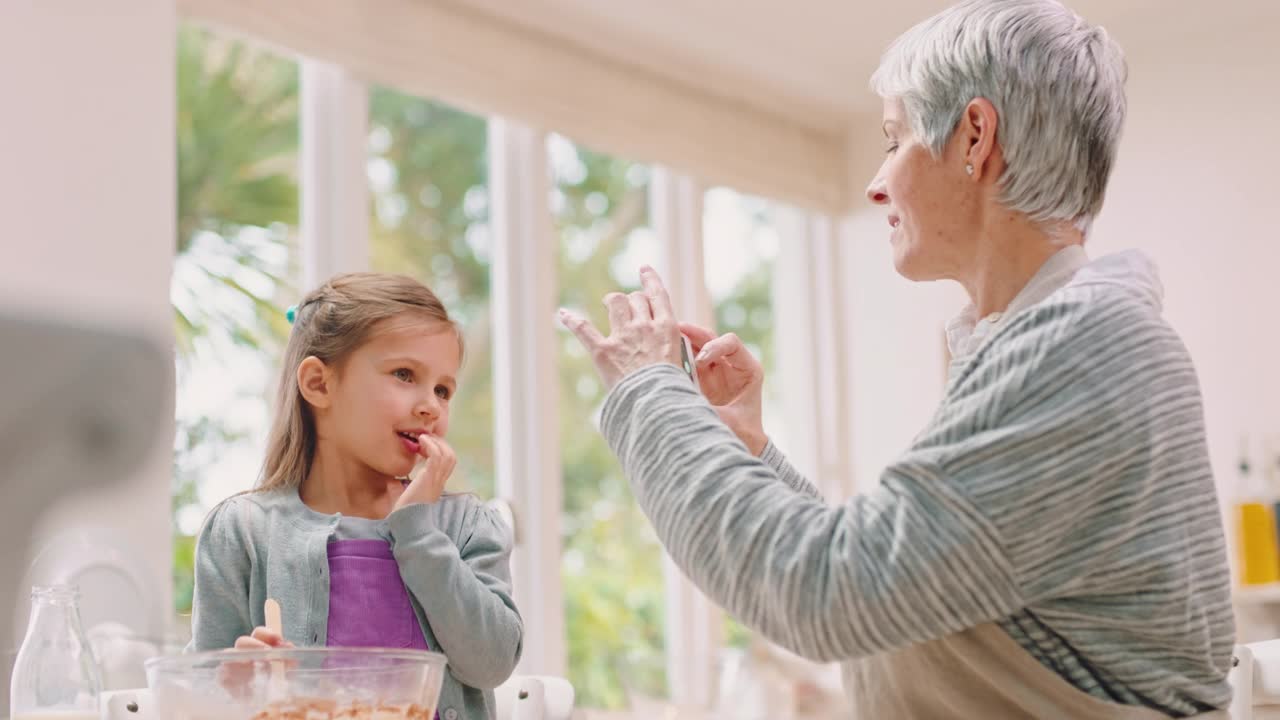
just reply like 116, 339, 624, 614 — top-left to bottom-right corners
435, 386, 452, 400
886, 143, 899, 154
393, 368, 413, 382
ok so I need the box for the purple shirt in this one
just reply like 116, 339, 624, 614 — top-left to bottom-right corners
326, 538, 430, 650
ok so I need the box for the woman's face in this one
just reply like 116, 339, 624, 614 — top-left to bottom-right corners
865, 98, 979, 282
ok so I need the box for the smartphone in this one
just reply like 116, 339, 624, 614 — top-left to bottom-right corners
679, 334, 701, 391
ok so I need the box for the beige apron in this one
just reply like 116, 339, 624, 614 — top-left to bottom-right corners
843, 623, 1229, 719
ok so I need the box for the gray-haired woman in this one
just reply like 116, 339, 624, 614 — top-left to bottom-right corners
560, 0, 1234, 717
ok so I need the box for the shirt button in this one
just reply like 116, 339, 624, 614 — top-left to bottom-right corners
443, 708, 458, 720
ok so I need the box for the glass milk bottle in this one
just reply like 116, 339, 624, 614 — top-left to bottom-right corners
9, 586, 102, 720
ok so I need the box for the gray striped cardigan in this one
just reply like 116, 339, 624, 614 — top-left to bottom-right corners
600, 251, 1234, 716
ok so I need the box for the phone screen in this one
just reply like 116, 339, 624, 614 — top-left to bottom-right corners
679, 335, 699, 389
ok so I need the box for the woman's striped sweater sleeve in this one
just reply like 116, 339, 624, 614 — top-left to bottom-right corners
598, 290, 1212, 663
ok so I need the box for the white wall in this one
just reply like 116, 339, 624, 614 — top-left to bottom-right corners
0, 0, 176, 649
839, 211, 965, 490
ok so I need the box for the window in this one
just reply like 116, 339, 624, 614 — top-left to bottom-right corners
552, 135, 667, 709
702, 187, 782, 649
171, 25, 300, 629
168, 22, 839, 719
368, 88, 494, 496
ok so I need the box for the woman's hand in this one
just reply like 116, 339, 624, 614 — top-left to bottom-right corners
679, 322, 768, 456
559, 265, 682, 390
392, 434, 456, 511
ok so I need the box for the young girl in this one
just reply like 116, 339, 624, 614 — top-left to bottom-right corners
189, 273, 523, 720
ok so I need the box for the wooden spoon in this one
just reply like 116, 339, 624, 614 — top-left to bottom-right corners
264, 598, 286, 702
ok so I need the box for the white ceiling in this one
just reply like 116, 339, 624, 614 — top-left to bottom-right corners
449, 0, 1186, 136
188, 0, 1276, 212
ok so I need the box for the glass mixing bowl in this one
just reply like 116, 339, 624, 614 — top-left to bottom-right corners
144, 648, 447, 719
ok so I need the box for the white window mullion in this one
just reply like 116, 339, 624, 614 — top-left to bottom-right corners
300, 60, 368, 287
650, 166, 722, 709
808, 215, 855, 500
651, 170, 715, 326
773, 211, 855, 500
488, 117, 566, 677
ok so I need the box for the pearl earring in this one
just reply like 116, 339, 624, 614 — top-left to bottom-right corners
965, 164, 974, 175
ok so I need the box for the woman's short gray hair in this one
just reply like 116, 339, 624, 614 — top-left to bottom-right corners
871, 0, 1127, 235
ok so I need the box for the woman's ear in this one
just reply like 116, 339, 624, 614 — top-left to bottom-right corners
297, 356, 333, 410
960, 97, 1001, 181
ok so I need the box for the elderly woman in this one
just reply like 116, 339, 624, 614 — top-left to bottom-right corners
560, 0, 1234, 717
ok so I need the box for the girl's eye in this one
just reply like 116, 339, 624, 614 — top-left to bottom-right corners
393, 368, 413, 382
886, 143, 899, 154
435, 386, 452, 400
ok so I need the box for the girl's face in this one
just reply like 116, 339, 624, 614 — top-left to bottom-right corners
317, 317, 461, 482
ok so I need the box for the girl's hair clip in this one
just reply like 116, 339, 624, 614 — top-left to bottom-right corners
286, 305, 298, 324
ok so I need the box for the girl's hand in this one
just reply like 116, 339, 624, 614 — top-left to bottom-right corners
232, 626, 293, 650
678, 322, 768, 456
393, 434, 456, 512
223, 627, 293, 699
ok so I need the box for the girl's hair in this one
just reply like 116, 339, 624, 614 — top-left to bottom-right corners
257, 272, 461, 492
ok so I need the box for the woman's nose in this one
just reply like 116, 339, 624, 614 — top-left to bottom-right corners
866, 176, 889, 205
